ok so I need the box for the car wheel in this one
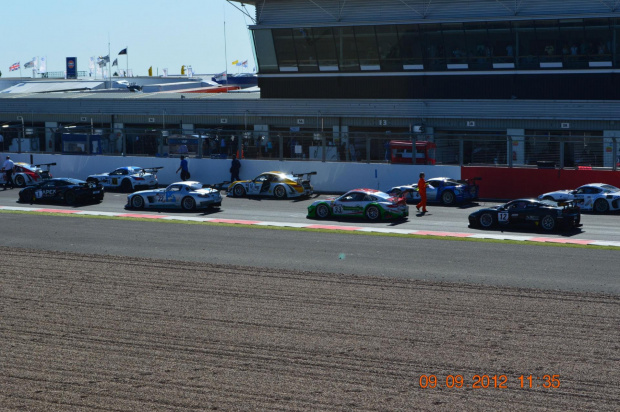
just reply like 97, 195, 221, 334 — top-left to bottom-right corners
594, 198, 609, 213
478, 212, 495, 229
274, 185, 287, 199
121, 179, 133, 193
540, 214, 556, 231
315, 204, 330, 219
441, 190, 456, 205
182, 196, 196, 211
131, 195, 145, 209
365, 205, 381, 221
64, 190, 77, 205
18, 190, 30, 203
233, 184, 246, 197
14, 175, 26, 187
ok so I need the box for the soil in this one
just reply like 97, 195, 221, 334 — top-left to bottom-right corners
1, 247, 618, 411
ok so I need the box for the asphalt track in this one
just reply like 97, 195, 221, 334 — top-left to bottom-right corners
1, 188, 619, 410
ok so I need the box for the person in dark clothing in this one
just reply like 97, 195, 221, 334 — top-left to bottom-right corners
176, 155, 190, 181
230, 154, 241, 182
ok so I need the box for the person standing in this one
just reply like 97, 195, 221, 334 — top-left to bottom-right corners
176, 155, 190, 181
416, 172, 428, 213
2, 156, 15, 190
230, 154, 241, 182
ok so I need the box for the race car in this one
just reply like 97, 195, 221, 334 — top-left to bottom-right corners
538, 183, 620, 213
307, 188, 409, 221
2, 162, 55, 187
468, 198, 581, 232
18, 178, 104, 205
86, 166, 162, 192
388, 177, 480, 206
126, 181, 222, 211
227, 171, 315, 199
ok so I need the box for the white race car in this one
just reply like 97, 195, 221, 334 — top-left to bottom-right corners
538, 183, 620, 213
2, 162, 55, 187
126, 181, 222, 211
86, 166, 161, 192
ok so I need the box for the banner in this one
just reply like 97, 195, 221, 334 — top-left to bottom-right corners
66, 57, 77, 79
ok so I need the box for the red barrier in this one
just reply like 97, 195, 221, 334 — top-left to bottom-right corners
461, 166, 620, 199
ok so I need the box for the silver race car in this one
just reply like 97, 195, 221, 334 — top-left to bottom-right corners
87, 166, 162, 192
538, 183, 620, 213
126, 181, 222, 211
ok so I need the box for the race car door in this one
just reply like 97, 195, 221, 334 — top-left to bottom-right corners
247, 174, 271, 196
34, 180, 62, 201
106, 168, 129, 188
154, 184, 184, 207
425, 180, 440, 201
573, 186, 600, 210
332, 192, 366, 217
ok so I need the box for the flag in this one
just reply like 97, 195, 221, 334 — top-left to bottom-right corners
39, 57, 47, 73
112, 58, 118, 66
181, 65, 185, 75
9, 62, 20, 71
162, 68, 168, 77
148, 66, 152, 76
99, 55, 110, 63
241, 60, 248, 68
187, 66, 193, 77
24, 58, 36, 69
236, 61, 243, 66
118, 47, 127, 55
231, 60, 239, 66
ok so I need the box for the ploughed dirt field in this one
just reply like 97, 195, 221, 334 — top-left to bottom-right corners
1, 247, 619, 411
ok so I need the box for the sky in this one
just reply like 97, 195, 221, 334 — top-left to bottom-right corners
0, 0, 256, 78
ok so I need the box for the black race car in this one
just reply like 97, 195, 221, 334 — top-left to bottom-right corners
18, 178, 104, 205
468, 198, 581, 232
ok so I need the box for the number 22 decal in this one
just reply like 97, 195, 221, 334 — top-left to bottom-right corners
498, 212, 509, 222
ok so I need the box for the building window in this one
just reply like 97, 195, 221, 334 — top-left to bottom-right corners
313, 27, 339, 71
442, 23, 468, 68
272, 28, 298, 71
421, 24, 445, 70
293, 28, 318, 72
464, 22, 491, 70
487, 21, 514, 68
584, 18, 612, 67
559, 19, 587, 69
254, 29, 278, 73
398, 24, 424, 69
334, 27, 360, 71
354, 26, 381, 70
514, 21, 538, 69
375, 25, 401, 71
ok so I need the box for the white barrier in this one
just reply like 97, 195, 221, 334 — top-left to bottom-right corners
1, 153, 461, 193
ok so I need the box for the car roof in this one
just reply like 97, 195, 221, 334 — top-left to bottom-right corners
347, 188, 390, 198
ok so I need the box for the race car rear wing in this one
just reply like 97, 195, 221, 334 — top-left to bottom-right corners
33, 162, 57, 170
140, 166, 164, 174
292, 171, 317, 182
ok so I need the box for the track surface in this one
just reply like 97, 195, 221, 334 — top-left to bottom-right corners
1, 248, 619, 411
1, 188, 620, 410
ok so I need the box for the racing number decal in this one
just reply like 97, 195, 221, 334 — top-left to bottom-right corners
333, 205, 343, 214
157, 194, 165, 202
35, 190, 44, 199
35, 189, 55, 199
498, 212, 509, 223
111, 178, 118, 185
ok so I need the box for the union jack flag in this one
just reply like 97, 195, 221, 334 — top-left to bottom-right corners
9, 62, 20, 71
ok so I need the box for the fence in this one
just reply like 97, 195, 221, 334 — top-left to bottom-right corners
1, 126, 618, 171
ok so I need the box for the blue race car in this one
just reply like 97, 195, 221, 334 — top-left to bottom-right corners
388, 177, 480, 206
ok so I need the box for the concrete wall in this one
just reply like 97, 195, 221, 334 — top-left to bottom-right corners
1, 153, 461, 194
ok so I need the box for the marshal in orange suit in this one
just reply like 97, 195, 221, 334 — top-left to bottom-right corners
416, 172, 428, 213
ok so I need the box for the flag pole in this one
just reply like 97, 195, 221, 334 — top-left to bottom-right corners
223, 4, 228, 86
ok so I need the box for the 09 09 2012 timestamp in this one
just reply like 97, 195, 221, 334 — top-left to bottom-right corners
418, 374, 561, 389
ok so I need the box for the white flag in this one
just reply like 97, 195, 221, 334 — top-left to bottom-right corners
162, 68, 168, 77
39, 56, 47, 73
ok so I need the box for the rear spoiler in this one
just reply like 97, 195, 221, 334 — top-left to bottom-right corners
293, 171, 317, 178
458, 177, 482, 184
34, 162, 57, 168
140, 166, 164, 174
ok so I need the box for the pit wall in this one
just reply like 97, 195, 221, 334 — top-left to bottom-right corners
461, 166, 620, 199
1, 153, 460, 194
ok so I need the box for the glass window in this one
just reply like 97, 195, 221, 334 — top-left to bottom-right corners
535, 20, 562, 64
464, 22, 491, 69
375, 25, 401, 70
398, 25, 424, 69
514, 21, 538, 69
272, 28, 298, 71
442, 23, 468, 65
584, 18, 612, 62
313, 27, 339, 71
254, 29, 278, 73
354, 26, 381, 70
559, 19, 586, 68
487, 21, 514, 65
293, 28, 318, 72
334, 27, 360, 71
421, 24, 445, 69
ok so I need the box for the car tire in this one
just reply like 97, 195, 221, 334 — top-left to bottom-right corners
14, 175, 26, 187
18, 190, 29, 203
594, 198, 609, 213
540, 214, 556, 231
65, 190, 77, 205
182, 196, 196, 211
121, 179, 133, 193
441, 190, 456, 206
131, 195, 145, 209
233, 184, 246, 197
365, 205, 380, 221
274, 185, 287, 199
315, 204, 330, 219
478, 212, 495, 229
